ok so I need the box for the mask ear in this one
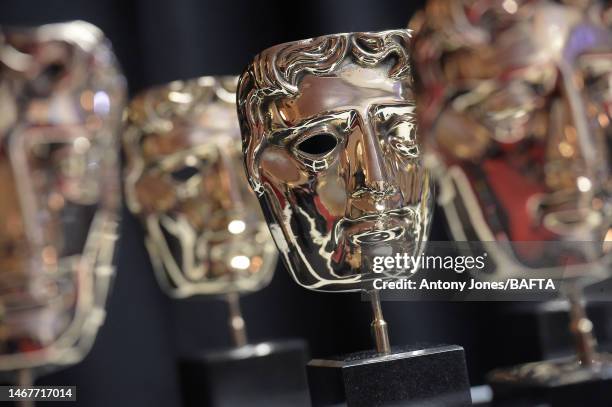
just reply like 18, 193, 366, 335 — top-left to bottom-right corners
236, 68, 263, 196
122, 123, 145, 216
133, 172, 177, 215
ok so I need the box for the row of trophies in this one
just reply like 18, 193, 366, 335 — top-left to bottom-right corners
0, 0, 610, 405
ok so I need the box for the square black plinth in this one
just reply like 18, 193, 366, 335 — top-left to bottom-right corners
179, 339, 311, 407
493, 301, 612, 365
307, 344, 472, 406
489, 358, 612, 407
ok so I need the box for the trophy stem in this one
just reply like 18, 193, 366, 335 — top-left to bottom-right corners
566, 282, 597, 366
369, 289, 391, 354
226, 292, 248, 347
17, 368, 34, 407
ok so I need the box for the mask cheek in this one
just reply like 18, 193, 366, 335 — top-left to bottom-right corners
316, 168, 346, 218
434, 109, 491, 161
176, 200, 209, 232
135, 173, 176, 214
259, 146, 309, 187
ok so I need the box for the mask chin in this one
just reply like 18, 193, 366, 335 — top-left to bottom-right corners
0, 246, 112, 374
443, 165, 611, 273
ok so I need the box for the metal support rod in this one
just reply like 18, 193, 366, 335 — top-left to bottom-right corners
369, 289, 391, 354
17, 368, 34, 407
566, 282, 597, 366
226, 292, 248, 348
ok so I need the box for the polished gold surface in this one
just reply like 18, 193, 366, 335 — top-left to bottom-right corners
237, 29, 433, 293
124, 76, 276, 298
412, 0, 611, 276
412, 0, 611, 377
0, 21, 126, 372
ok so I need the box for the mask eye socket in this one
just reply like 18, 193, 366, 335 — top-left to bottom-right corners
30, 62, 66, 96
295, 133, 338, 156
171, 165, 199, 182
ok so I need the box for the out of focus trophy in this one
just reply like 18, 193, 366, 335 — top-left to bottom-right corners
123, 76, 310, 407
412, 0, 612, 405
0, 19, 125, 398
237, 29, 471, 406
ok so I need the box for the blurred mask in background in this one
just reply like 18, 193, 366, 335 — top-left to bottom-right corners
0, 21, 125, 373
237, 30, 433, 292
124, 77, 276, 298
411, 0, 612, 275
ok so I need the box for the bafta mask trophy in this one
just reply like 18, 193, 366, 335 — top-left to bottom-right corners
411, 0, 612, 402
123, 76, 310, 407
238, 29, 471, 406
0, 20, 125, 393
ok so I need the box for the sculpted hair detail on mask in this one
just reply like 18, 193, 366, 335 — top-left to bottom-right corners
411, 0, 606, 133
123, 78, 234, 215
237, 30, 413, 195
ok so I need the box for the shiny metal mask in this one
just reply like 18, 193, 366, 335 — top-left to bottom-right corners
0, 21, 125, 371
411, 0, 612, 274
124, 76, 276, 298
237, 30, 433, 292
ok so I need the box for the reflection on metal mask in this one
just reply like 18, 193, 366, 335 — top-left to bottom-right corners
412, 0, 612, 274
238, 30, 434, 292
124, 76, 276, 298
0, 21, 125, 372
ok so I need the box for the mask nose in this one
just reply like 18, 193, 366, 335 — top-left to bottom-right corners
539, 68, 611, 234
546, 68, 610, 197
345, 114, 398, 218
214, 148, 245, 212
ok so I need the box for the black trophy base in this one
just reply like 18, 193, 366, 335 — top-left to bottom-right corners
307, 344, 472, 406
488, 355, 612, 406
493, 301, 612, 364
179, 339, 311, 407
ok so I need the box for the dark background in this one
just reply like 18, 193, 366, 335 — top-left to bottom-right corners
1, 1, 603, 406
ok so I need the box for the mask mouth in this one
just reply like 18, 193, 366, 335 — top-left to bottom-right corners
350, 226, 405, 245
0, 261, 76, 311
335, 206, 416, 247
531, 190, 610, 236
157, 213, 269, 282
0, 256, 79, 352
542, 208, 604, 236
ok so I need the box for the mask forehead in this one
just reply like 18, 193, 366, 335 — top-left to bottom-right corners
518, 5, 611, 68
275, 68, 404, 126
131, 79, 239, 158
140, 122, 239, 166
